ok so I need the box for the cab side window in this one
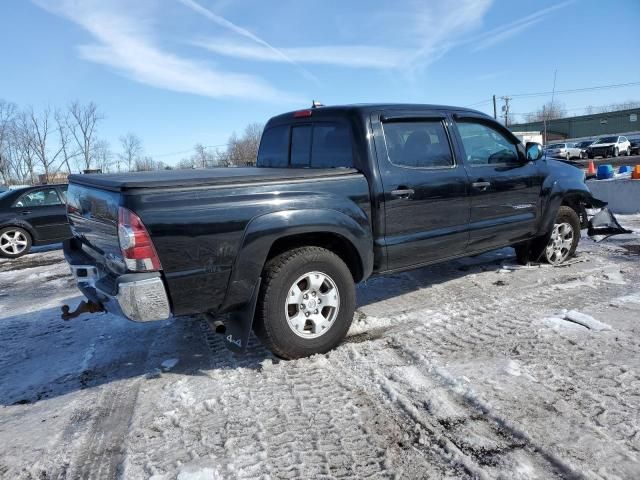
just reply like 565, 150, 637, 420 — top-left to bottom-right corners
13, 188, 62, 208
456, 121, 520, 166
381, 120, 454, 168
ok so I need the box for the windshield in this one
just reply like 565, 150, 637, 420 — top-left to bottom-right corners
547, 143, 564, 149
595, 136, 617, 144
577, 141, 591, 147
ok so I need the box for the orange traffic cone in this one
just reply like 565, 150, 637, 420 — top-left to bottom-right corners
632, 165, 640, 180
587, 160, 596, 177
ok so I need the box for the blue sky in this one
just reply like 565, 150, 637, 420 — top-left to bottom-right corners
1, 0, 639, 165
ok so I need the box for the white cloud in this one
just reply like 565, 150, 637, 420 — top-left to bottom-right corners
192, 39, 410, 69
34, 0, 299, 102
190, 0, 494, 73
469, 0, 575, 52
178, 0, 319, 83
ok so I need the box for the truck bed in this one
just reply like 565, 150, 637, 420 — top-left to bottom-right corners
68, 167, 359, 191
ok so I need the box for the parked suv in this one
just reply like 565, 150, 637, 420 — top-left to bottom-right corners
587, 136, 631, 158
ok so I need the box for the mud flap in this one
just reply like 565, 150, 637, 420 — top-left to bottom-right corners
223, 278, 261, 354
587, 208, 632, 241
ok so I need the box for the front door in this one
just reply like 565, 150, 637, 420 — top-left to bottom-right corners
371, 112, 470, 271
451, 117, 543, 252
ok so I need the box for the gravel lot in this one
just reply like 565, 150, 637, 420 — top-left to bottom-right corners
1, 218, 639, 479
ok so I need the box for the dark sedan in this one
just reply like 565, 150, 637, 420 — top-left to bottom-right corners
630, 138, 640, 155
0, 184, 71, 258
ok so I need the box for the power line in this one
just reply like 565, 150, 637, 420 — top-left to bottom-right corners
465, 80, 640, 109
508, 80, 640, 99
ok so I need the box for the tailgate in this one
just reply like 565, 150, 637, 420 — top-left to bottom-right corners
66, 183, 124, 272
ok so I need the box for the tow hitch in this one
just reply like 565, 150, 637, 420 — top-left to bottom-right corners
587, 207, 633, 241
61, 300, 105, 321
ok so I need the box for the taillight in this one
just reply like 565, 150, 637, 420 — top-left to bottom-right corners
118, 207, 162, 271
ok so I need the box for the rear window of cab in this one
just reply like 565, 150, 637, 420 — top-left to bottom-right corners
257, 122, 353, 168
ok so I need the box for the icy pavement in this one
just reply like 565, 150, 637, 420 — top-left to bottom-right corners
0, 223, 639, 479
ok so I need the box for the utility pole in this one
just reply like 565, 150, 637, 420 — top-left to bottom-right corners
543, 69, 558, 145
500, 96, 511, 127
492, 95, 497, 119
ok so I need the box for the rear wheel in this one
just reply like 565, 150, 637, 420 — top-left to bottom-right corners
0, 227, 32, 259
254, 246, 356, 359
541, 206, 580, 265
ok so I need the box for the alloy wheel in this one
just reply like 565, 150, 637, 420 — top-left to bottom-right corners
285, 271, 340, 339
0, 230, 29, 256
545, 222, 574, 265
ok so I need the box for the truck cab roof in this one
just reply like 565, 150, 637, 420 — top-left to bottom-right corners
266, 103, 490, 125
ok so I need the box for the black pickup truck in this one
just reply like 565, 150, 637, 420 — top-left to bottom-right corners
63, 104, 626, 359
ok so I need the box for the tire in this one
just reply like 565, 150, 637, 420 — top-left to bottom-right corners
0, 226, 32, 259
541, 206, 580, 265
613, 147, 618, 157
254, 246, 356, 359
566, 153, 570, 161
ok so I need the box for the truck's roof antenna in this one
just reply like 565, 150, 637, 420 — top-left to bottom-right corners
311, 100, 324, 108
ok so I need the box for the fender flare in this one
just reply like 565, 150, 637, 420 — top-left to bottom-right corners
538, 179, 606, 235
219, 208, 373, 314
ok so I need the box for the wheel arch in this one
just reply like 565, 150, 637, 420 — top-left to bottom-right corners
219, 209, 373, 314
0, 222, 37, 242
539, 176, 607, 235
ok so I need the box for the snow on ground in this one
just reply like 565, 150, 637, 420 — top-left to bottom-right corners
0, 221, 639, 479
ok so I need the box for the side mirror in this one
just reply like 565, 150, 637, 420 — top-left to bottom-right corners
526, 142, 544, 161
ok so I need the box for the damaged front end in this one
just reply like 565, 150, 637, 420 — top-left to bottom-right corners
582, 195, 632, 240
587, 207, 633, 241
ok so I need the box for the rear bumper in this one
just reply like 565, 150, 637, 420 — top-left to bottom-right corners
64, 240, 171, 322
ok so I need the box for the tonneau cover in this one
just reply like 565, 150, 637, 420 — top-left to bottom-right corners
68, 167, 359, 191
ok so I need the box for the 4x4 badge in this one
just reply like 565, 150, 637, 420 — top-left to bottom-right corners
226, 334, 242, 348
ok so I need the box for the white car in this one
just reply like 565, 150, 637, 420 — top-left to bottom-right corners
587, 136, 632, 158
544, 142, 582, 160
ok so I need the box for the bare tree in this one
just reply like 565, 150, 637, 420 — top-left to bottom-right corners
55, 109, 77, 175
177, 157, 195, 169
67, 101, 102, 171
14, 111, 38, 184
596, 100, 640, 113
0, 100, 18, 184
134, 155, 157, 171
192, 143, 214, 168
217, 123, 263, 167
94, 140, 113, 173
24, 106, 68, 183
118, 133, 143, 172
524, 101, 567, 123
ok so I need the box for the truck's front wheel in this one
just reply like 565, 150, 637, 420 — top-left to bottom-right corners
254, 246, 355, 359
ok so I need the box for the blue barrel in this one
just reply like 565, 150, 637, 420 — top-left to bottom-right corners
618, 165, 632, 174
597, 164, 614, 179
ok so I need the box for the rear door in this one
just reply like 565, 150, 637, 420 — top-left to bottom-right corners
371, 111, 470, 271
12, 187, 68, 241
450, 115, 543, 252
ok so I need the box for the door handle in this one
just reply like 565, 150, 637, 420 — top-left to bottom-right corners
20, 210, 32, 215
471, 181, 491, 191
390, 188, 415, 198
